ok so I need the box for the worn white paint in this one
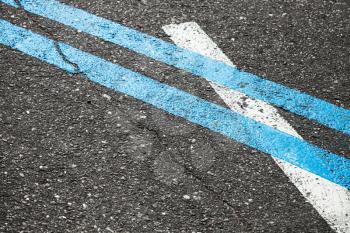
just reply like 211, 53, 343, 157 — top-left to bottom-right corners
162, 22, 350, 233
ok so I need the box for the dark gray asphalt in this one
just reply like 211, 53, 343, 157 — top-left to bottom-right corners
1, 0, 349, 232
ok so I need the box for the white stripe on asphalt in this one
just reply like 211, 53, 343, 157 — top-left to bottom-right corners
162, 22, 350, 233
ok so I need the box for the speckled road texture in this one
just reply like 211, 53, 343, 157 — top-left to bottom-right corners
1, 0, 349, 232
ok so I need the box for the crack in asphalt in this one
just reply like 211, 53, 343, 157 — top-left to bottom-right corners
171, 154, 251, 231
53, 42, 81, 74
107, 104, 250, 228
13, 0, 82, 75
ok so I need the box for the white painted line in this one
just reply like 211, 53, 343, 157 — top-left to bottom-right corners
162, 22, 300, 138
162, 22, 350, 233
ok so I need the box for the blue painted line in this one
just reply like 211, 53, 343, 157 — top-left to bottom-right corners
1, 19, 349, 189
3, 0, 349, 136
1, 0, 18, 7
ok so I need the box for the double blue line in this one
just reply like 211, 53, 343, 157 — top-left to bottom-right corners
2, 0, 350, 136
1, 19, 349, 189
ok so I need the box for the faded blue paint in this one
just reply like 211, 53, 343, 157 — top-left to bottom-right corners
1, 19, 349, 189
3, 0, 349, 136
1, 0, 18, 7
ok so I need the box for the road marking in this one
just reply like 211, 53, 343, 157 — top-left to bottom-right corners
3, 0, 350, 136
162, 22, 301, 138
1, 19, 349, 190
162, 22, 350, 233
1, 0, 17, 7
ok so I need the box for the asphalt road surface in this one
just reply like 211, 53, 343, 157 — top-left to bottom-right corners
1, 0, 349, 232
